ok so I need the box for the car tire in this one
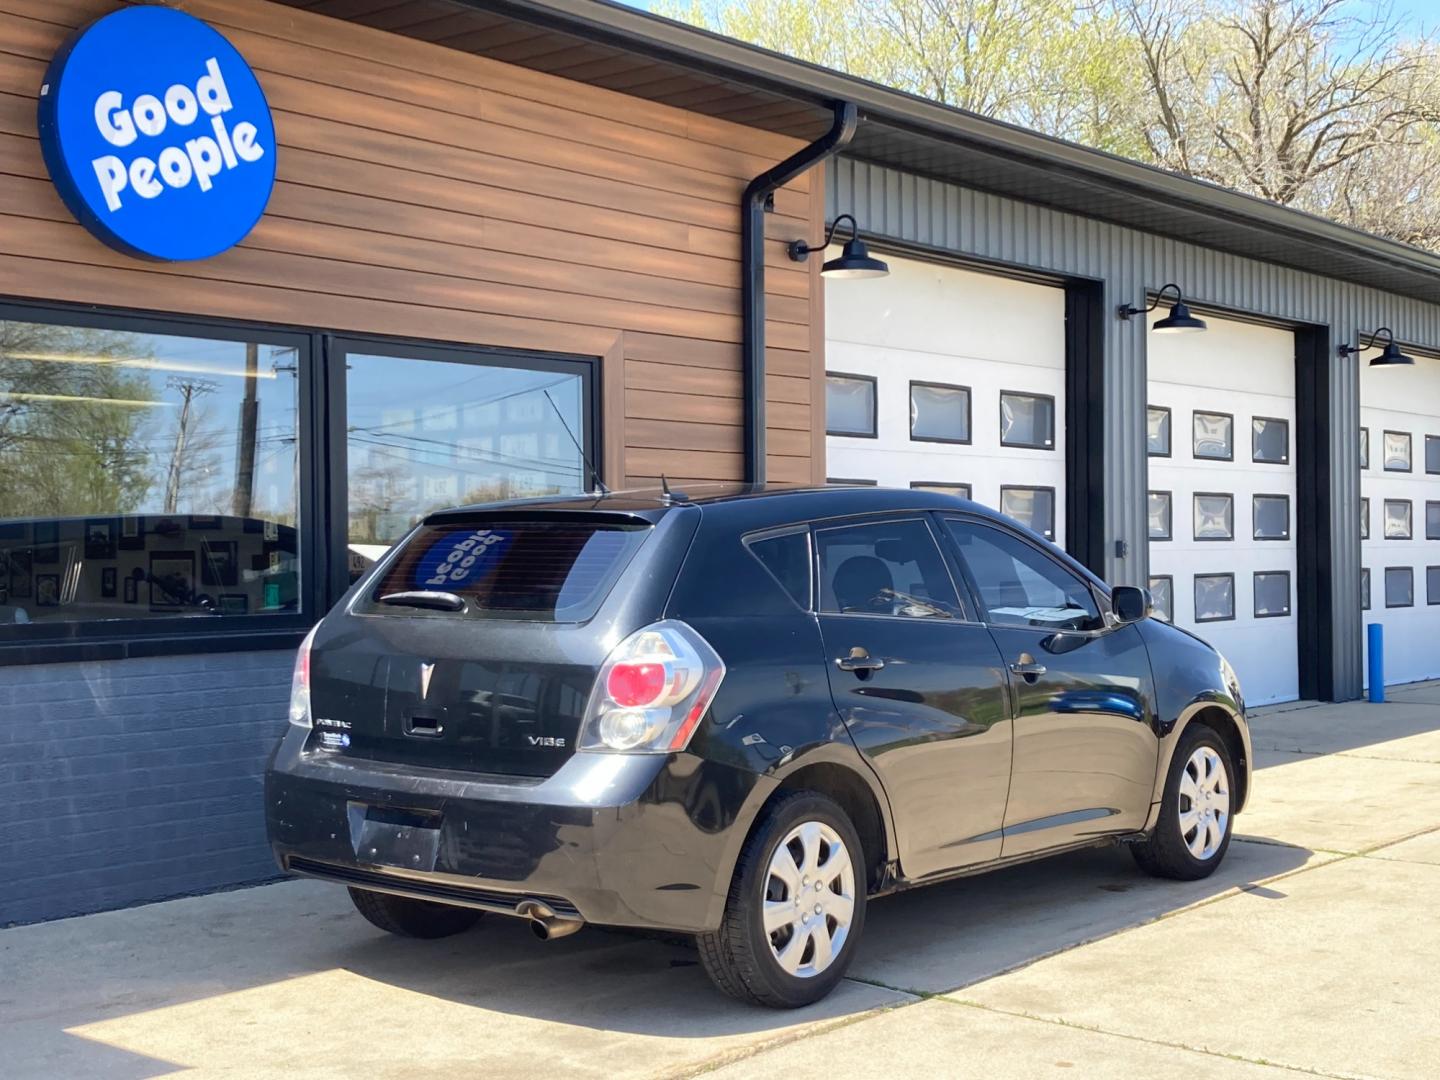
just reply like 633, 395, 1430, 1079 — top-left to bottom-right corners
1131, 721, 1236, 881
697, 790, 867, 1009
347, 887, 484, 939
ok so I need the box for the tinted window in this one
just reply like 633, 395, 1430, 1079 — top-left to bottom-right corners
1385, 567, 1414, 608
1252, 417, 1289, 464
1147, 406, 1171, 456
1429, 566, 1440, 605
944, 519, 1101, 631
1194, 574, 1235, 622
1253, 495, 1290, 540
1428, 435, 1440, 475
999, 392, 1055, 449
1429, 502, 1440, 541
1361, 498, 1370, 540
910, 382, 970, 442
1148, 576, 1173, 622
746, 531, 811, 609
1194, 494, 1234, 540
1148, 492, 1172, 540
1384, 431, 1411, 471
826, 374, 876, 437
1360, 427, 1370, 470
999, 486, 1056, 540
1193, 412, 1233, 459
1362, 567, 1371, 610
367, 519, 647, 621
1254, 572, 1290, 617
1384, 500, 1412, 540
815, 518, 961, 619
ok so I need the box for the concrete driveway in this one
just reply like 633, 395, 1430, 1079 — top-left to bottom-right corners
5, 682, 1439, 1079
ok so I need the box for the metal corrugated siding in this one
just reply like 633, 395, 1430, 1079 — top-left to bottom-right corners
830, 158, 1440, 699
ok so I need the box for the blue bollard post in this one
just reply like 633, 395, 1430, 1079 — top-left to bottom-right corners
1367, 622, 1385, 703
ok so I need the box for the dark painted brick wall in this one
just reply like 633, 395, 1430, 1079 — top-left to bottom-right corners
0, 651, 292, 926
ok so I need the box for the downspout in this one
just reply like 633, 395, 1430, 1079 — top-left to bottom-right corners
741, 100, 858, 485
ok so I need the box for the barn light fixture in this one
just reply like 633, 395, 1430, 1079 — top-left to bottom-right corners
1339, 327, 1414, 367
788, 213, 889, 279
1118, 283, 1207, 333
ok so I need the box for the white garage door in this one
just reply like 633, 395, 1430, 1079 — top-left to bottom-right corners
1360, 354, 1440, 688
1147, 314, 1298, 705
825, 255, 1067, 545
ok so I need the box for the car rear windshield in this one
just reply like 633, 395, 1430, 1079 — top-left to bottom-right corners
363, 519, 650, 622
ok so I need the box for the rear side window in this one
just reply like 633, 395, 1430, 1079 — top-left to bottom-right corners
745, 531, 812, 609
365, 520, 648, 621
815, 518, 963, 619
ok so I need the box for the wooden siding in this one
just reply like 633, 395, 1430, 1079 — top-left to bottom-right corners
0, 0, 822, 485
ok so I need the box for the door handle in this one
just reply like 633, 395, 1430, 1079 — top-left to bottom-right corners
836, 648, 886, 674
1009, 653, 1047, 679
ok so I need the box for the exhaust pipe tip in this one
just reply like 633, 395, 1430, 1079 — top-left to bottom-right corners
515, 898, 584, 941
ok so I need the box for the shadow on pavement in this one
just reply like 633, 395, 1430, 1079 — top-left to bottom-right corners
1249, 680, 1440, 762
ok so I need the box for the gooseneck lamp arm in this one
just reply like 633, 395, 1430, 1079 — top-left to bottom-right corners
1117, 282, 1184, 321
788, 213, 858, 262
1339, 326, 1394, 357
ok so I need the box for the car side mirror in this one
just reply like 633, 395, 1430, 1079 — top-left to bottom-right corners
1110, 585, 1151, 624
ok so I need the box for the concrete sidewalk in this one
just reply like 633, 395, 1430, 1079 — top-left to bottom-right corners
4, 683, 1438, 1079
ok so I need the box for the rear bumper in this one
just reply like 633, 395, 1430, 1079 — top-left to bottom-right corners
265, 726, 768, 934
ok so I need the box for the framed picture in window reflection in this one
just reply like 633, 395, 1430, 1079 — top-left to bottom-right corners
123, 575, 138, 604
101, 567, 117, 599
7, 548, 31, 598
84, 519, 117, 560
119, 516, 144, 550
33, 521, 59, 564
35, 573, 60, 607
149, 552, 195, 612
201, 540, 239, 587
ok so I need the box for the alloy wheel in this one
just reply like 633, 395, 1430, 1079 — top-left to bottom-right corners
762, 820, 856, 978
1179, 745, 1230, 860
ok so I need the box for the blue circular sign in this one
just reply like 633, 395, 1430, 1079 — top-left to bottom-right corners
37, 7, 276, 262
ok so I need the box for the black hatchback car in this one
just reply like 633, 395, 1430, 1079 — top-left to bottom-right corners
266, 484, 1250, 1008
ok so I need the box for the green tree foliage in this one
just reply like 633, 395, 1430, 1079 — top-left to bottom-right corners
660, 0, 1440, 246
0, 323, 161, 519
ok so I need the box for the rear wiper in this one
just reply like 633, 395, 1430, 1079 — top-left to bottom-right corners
378, 590, 466, 612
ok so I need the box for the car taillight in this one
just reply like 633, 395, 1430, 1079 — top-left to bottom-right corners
288, 624, 319, 727
578, 620, 726, 753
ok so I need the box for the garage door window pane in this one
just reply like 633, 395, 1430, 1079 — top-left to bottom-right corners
1148, 492, 1172, 540
1384, 430, 1412, 472
1254, 571, 1290, 617
826, 374, 876, 437
1384, 500, 1412, 540
1147, 407, 1171, 456
1427, 435, 1440, 475
1362, 568, 1371, 610
1385, 567, 1414, 608
999, 486, 1056, 540
1148, 576, 1173, 621
1194, 494, 1234, 540
1428, 502, 1440, 541
1361, 498, 1370, 540
1360, 427, 1370, 470
1429, 566, 1440, 605
911, 482, 972, 499
1252, 417, 1289, 464
816, 518, 961, 619
1194, 574, 1235, 622
1253, 495, 1290, 540
910, 382, 970, 443
999, 393, 1054, 449
0, 317, 303, 625
1193, 412, 1233, 460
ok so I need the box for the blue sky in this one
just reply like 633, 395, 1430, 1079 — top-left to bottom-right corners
616, 0, 1440, 38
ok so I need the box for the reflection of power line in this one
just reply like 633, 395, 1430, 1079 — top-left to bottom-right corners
163, 378, 217, 513
347, 374, 575, 436
349, 434, 582, 476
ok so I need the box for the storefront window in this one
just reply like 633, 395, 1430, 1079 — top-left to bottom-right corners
0, 315, 301, 626
344, 347, 589, 581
